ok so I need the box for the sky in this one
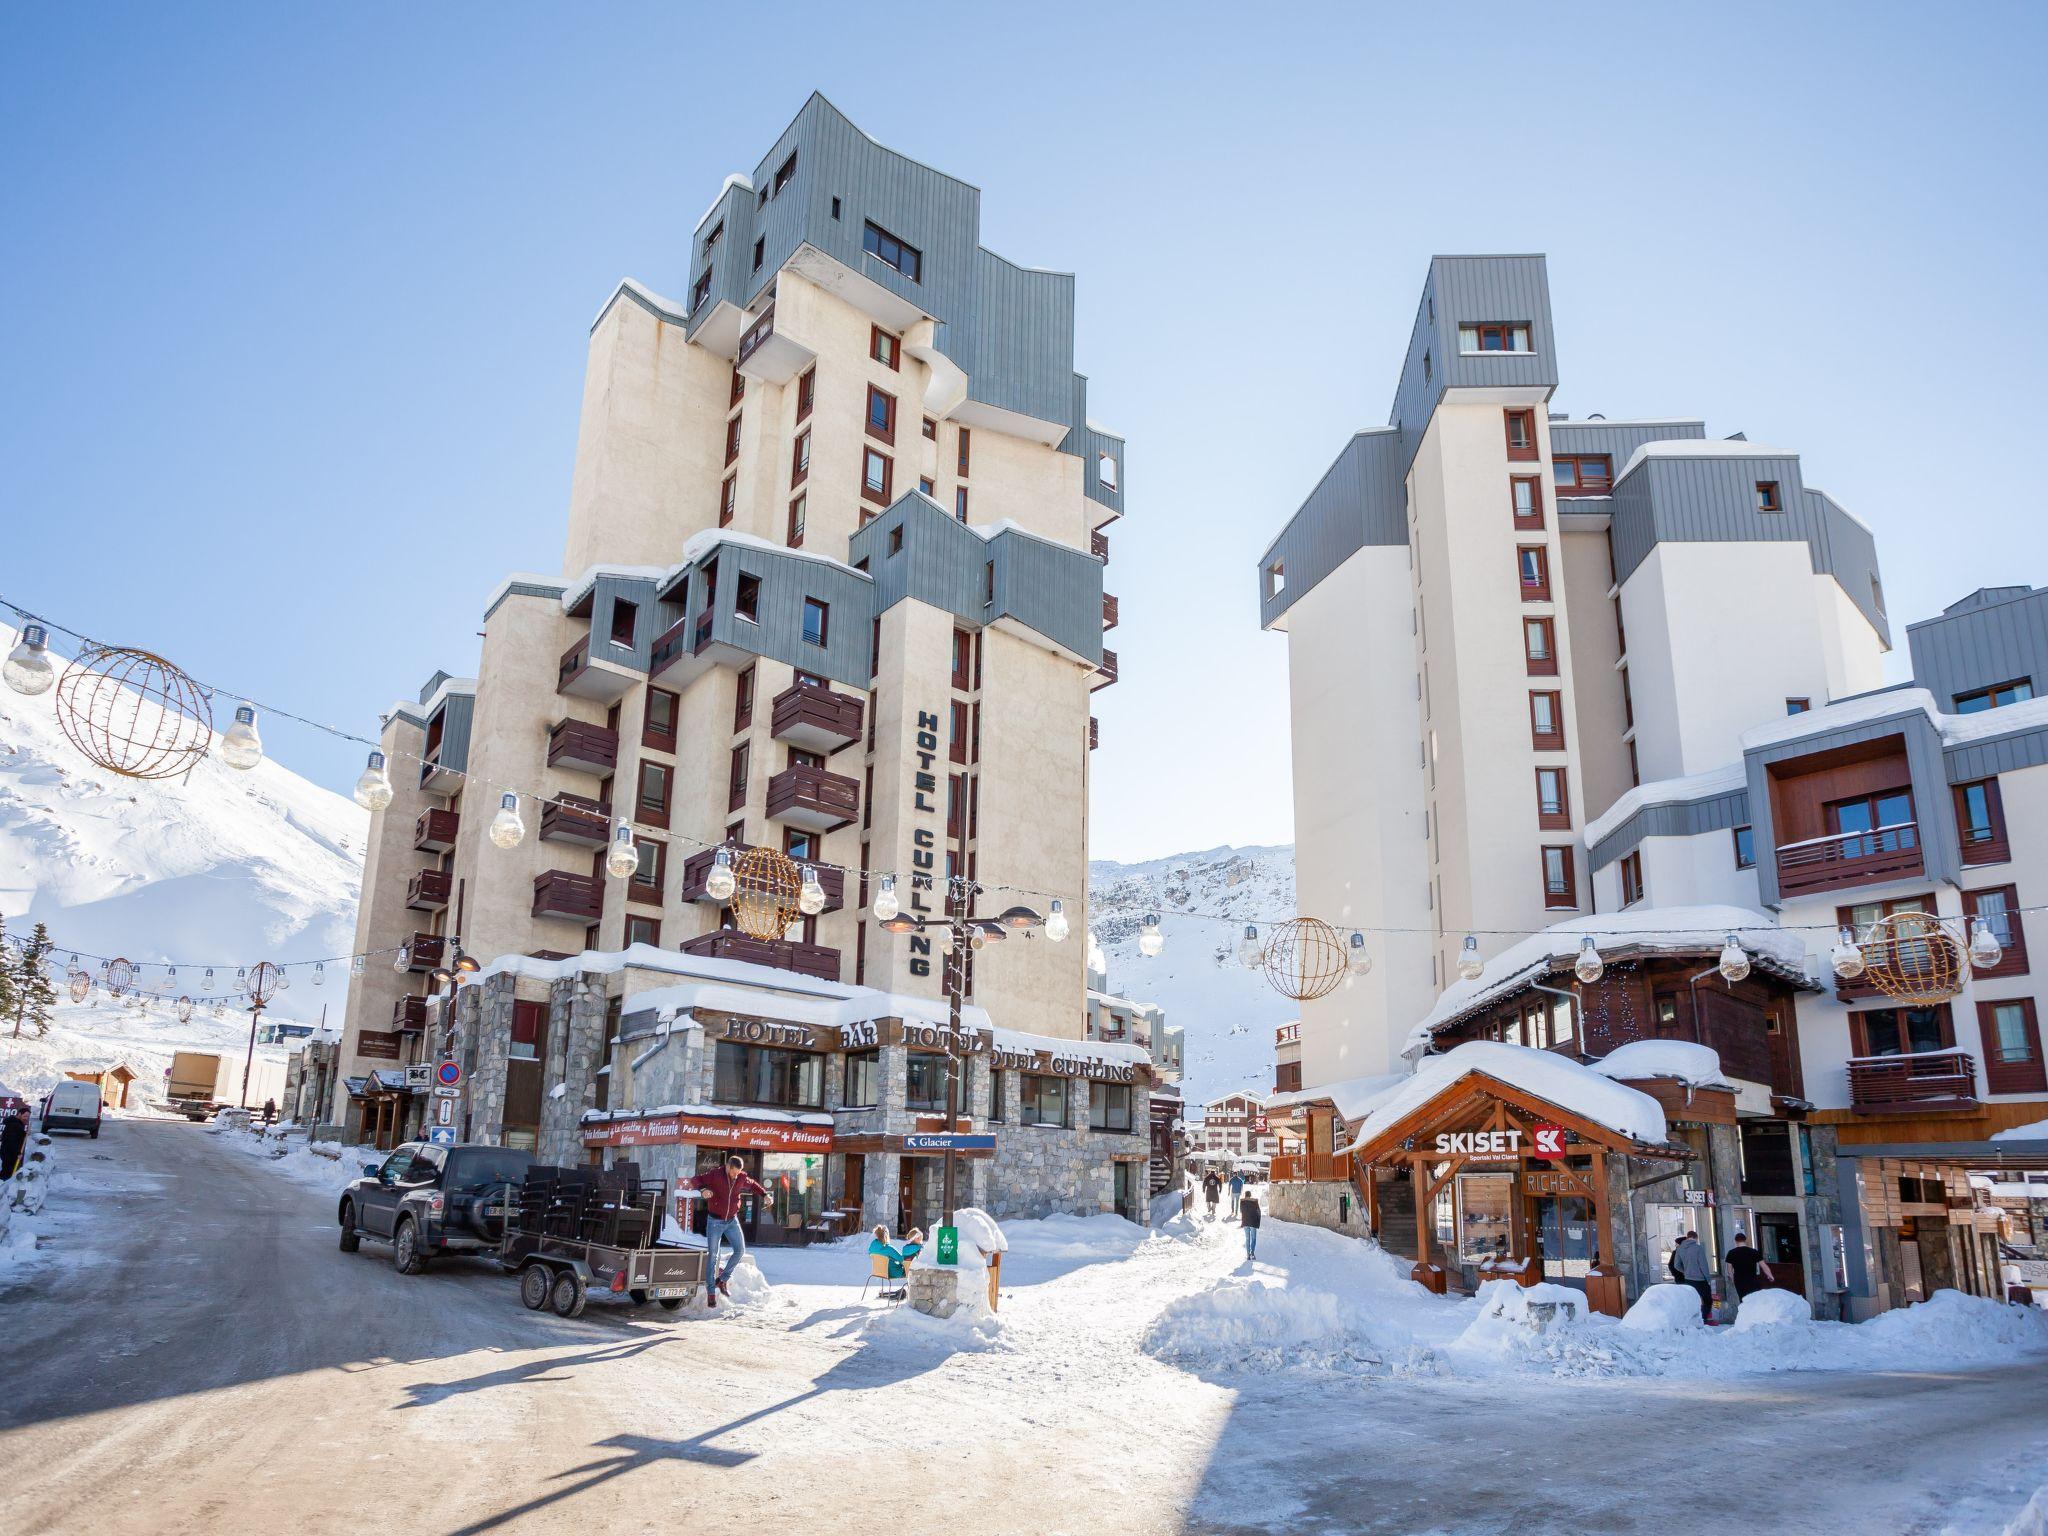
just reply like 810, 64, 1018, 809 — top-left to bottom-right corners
4, 3, 2045, 864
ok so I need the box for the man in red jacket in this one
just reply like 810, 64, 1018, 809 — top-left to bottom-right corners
682, 1155, 769, 1307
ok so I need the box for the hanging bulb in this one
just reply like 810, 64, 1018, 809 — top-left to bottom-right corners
970, 924, 990, 952
705, 847, 736, 902
177, 997, 193, 1024
1573, 935, 1604, 985
1969, 915, 2004, 971
1045, 899, 1069, 943
606, 819, 640, 879
353, 750, 394, 811
313, 962, 325, 987
488, 791, 526, 849
203, 967, 214, 989
1717, 934, 1751, 985
220, 705, 264, 770
1237, 924, 1263, 969
872, 874, 900, 922
167, 966, 177, 985
394, 944, 411, 972
1830, 926, 1866, 981
277, 969, 291, 991
1347, 930, 1372, 975
3, 622, 56, 696
1138, 914, 1164, 958
936, 924, 956, 956
236, 966, 246, 981
350, 955, 365, 978
1457, 935, 1484, 982
798, 864, 826, 916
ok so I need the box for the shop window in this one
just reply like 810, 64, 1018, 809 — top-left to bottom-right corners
1529, 690, 1564, 751
1019, 1075, 1068, 1128
1512, 475, 1544, 530
1982, 999, 2047, 1095
1504, 408, 1538, 462
1963, 885, 2028, 978
843, 1051, 879, 1108
906, 1052, 950, 1112
1089, 1082, 1134, 1133
1953, 778, 2010, 864
712, 1040, 823, 1108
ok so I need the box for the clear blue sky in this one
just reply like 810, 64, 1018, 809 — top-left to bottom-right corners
4, 3, 2044, 863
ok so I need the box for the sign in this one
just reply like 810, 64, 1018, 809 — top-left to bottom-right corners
1251, 1115, 1269, 1135
581, 1112, 833, 1153
1530, 1124, 1567, 1160
720, 1016, 823, 1051
1526, 1169, 1581, 1197
432, 1084, 461, 1099
1434, 1129, 1522, 1158
356, 1030, 402, 1062
904, 1133, 997, 1153
839, 1019, 879, 1050
1683, 1189, 1715, 1207
435, 1096, 453, 1126
403, 1063, 433, 1090
905, 706, 944, 979
936, 1225, 959, 1266
436, 1059, 462, 1088
426, 1125, 456, 1147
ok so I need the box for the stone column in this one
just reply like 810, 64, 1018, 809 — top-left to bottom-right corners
465, 975, 514, 1145
536, 972, 608, 1164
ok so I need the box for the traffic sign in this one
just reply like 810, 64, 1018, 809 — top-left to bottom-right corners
432, 1085, 461, 1099
435, 1097, 453, 1126
936, 1226, 959, 1266
436, 1060, 462, 1088
426, 1126, 456, 1147
904, 1132, 996, 1153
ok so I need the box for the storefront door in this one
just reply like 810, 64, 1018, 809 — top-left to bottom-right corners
1534, 1196, 1597, 1283
898, 1157, 940, 1235
695, 1148, 765, 1241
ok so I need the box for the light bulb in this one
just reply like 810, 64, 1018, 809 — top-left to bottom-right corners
350, 956, 364, 978
606, 819, 640, 879
488, 792, 526, 849
872, 875, 900, 922
313, 962, 325, 987
936, 924, 956, 956
970, 925, 990, 952
1573, 935, 1604, 985
220, 705, 264, 770
203, 968, 214, 989
705, 847, 736, 902
1138, 914, 1164, 958
1830, 926, 1866, 981
798, 865, 826, 916
394, 945, 411, 972
1458, 935, 1484, 982
3, 623, 56, 696
1045, 899, 1069, 943
1717, 934, 1751, 985
1237, 925, 1263, 969
1969, 916, 2004, 971
1347, 931, 1371, 974
353, 750, 395, 811
177, 997, 193, 1023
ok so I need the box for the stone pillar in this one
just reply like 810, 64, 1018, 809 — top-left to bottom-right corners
464, 975, 513, 1145
536, 972, 608, 1165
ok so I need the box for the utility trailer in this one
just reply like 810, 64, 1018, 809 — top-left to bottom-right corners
501, 1162, 706, 1318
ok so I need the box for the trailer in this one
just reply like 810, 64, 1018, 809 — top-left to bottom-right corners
166, 1051, 224, 1121
500, 1162, 706, 1318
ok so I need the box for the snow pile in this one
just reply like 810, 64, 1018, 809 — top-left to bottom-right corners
857, 1294, 1010, 1352
0, 1134, 58, 1272
1591, 1040, 1731, 1089
720, 1254, 773, 1305
1145, 1277, 1422, 1374
1456, 1280, 1588, 1353
1858, 1289, 2048, 1358
1993, 1118, 2048, 1143
1346, 1041, 1669, 1153
1620, 1284, 1707, 1332
1730, 1288, 1811, 1332
217, 1124, 371, 1200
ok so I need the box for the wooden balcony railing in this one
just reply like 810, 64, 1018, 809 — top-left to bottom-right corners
680, 930, 840, 982
1776, 822, 1922, 896
1092, 648, 1119, 691
766, 763, 860, 832
1847, 1048, 1978, 1113
675, 843, 847, 913
1091, 528, 1109, 562
650, 617, 691, 680
539, 798, 611, 847
1102, 593, 1119, 631
405, 869, 453, 911
532, 869, 604, 923
770, 680, 864, 751
404, 933, 446, 972
1269, 1150, 1354, 1183
392, 995, 429, 1032
547, 718, 618, 775
413, 808, 459, 853
557, 637, 590, 692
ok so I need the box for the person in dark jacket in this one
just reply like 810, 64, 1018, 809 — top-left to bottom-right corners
0, 1107, 28, 1180
1239, 1189, 1262, 1259
681, 1156, 770, 1307
1671, 1231, 1714, 1321
1202, 1171, 1222, 1217
1724, 1231, 1774, 1300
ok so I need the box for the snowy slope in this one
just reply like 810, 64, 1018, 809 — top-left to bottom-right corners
0, 997, 296, 1108
1088, 844, 1299, 1110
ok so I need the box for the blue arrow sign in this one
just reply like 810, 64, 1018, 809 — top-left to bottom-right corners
904, 1133, 996, 1152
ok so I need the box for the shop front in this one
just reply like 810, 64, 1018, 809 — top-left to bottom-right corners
581, 1106, 835, 1244
344, 1068, 423, 1150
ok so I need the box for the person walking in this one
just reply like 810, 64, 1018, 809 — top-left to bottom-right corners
1239, 1187, 1262, 1261
1202, 1170, 1222, 1218
1723, 1230, 1774, 1307
1671, 1229, 1714, 1322
0, 1106, 28, 1180
1227, 1169, 1245, 1221
681, 1155, 769, 1308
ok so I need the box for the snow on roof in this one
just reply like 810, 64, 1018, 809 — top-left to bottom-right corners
1938, 693, 2048, 746
1265, 1071, 1410, 1125
1345, 1040, 1669, 1155
1803, 483, 1873, 534
1617, 437, 1798, 482
1585, 762, 1749, 848
667, 527, 874, 587
590, 277, 688, 332
479, 571, 568, 617
1739, 687, 1940, 752
559, 562, 670, 613
418, 676, 477, 718
1590, 1040, 1732, 1090
1404, 906, 1810, 1053
1993, 1118, 2048, 1143
694, 173, 753, 236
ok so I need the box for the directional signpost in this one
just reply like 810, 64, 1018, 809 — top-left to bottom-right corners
904, 1133, 995, 1153
426, 1126, 456, 1147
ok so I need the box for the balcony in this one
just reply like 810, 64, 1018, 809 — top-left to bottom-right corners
532, 869, 604, 923
1776, 822, 1922, 897
734, 303, 817, 385
680, 930, 840, 983
770, 680, 864, 753
419, 749, 462, 796
1847, 1048, 1978, 1114
650, 617, 691, 681
405, 869, 453, 912
404, 933, 446, 972
766, 763, 860, 832
1092, 648, 1119, 692
413, 808, 459, 853
557, 635, 638, 703
1091, 528, 1109, 562
539, 798, 611, 848
1102, 593, 1119, 632
547, 718, 618, 775
678, 844, 844, 911
392, 995, 429, 1033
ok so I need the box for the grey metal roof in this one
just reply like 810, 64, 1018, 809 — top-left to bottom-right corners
1907, 583, 2047, 713
1587, 786, 1751, 873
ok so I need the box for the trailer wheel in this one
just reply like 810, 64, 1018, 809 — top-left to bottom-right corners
393, 1217, 430, 1276
519, 1264, 551, 1310
550, 1270, 587, 1319
338, 1203, 360, 1253
629, 1288, 650, 1306
658, 1296, 685, 1312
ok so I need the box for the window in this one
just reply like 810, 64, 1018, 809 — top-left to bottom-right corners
1956, 679, 2034, 713
1733, 825, 1756, 869
730, 368, 745, 407
1523, 616, 1557, 675
751, 236, 763, 273
713, 1041, 823, 1109
1963, 885, 2028, 977
843, 1051, 878, 1108
1265, 561, 1286, 599
862, 221, 922, 282
1786, 697, 1810, 715
905, 1053, 948, 1112
790, 430, 810, 487
724, 413, 742, 465
981, 560, 995, 606
690, 268, 712, 312
1627, 738, 1640, 787
1422, 350, 1431, 384
1511, 475, 1543, 530
1756, 480, 1783, 513
796, 367, 815, 422
635, 760, 671, 826
1518, 545, 1550, 601
1459, 322, 1532, 353
988, 1070, 1007, 1123
1954, 779, 2010, 864
862, 447, 892, 505
1620, 666, 1635, 728
949, 700, 968, 765
787, 494, 806, 548
1982, 1000, 2046, 1095
954, 487, 969, 522
1826, 786, 1915, 848
1504, 409, 1538, 461
733, 664, 754, 731
771, 150, 797, 197
1853, 1004, 1952, 1059
1541, 845, 1576, 909
951, 628, 972, 690
1553, 454, 1613, 497
735, 572, 761, 623
1529, 690, 1564, 750
629, 837, 665, 903
1089, 1082, 1134, 1133
886, 525, 904, 558
643, 687, 678, 752
830, 196, 841, 221
1620, 851, 1645, 907
609, 599, 638, 648
718, 475, 736, 526
918, 476, 934, 496
1536, 767, 1570, 829
728, 743, 749, 811
701, 221, 723, 256
865, 384, 896, 444
1019, 1075, 1068, 1128
956, 427, 971, 478
802, 597, 829, 647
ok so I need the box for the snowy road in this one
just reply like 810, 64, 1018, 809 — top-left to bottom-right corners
4, 1121, 2047, 1535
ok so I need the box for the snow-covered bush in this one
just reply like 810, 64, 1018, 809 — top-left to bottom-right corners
1620, 1283, 1707, 1332
1730, 1288, 1811, 1332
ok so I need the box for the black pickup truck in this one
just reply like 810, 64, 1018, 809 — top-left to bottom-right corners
338, 1141, 527, 1275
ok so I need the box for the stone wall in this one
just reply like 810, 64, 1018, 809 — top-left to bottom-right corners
1266, 1178, 1370, 1238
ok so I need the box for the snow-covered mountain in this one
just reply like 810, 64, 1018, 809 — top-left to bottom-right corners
1088, 844, 1299, 1112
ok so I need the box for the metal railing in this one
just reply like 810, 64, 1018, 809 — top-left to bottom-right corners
1776, 821, 1920, 894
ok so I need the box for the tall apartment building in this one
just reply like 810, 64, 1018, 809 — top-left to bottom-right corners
331, 97, 1145, 1232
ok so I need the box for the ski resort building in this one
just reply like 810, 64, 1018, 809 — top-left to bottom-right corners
1257, 256, 2048, 1317
330, 96, 1137, 1231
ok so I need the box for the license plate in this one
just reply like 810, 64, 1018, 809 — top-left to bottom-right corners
653, 1286, 690, 1299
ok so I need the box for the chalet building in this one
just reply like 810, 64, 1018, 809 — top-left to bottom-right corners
329, 97, 1131, 1223
1085, 981, 1184, 1195
1274, 1021, 1301, 1093
1257, 255, 2048, 1317
1191, 1091, 1275, 1162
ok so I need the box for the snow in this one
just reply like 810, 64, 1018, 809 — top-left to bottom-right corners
1729, 1287, 1811, 1331
1621, 1283, 1708, 1331
693, 171, 753, 235
0, 996, 299, 1110
1993, 1119, 2048, 1143
1266, 1070, 1408, 1125
1590, 1039, 1732, 1089
1347, 1040, 1670, 1154
668, 527, 875, 586
1583, 762, 1748, 847
1616, 437, 1798, 482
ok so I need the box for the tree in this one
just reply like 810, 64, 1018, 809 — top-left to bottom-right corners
11, 923, 56, 1040
0, 916, 13, 1034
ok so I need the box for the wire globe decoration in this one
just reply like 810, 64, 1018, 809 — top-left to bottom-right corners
1261, 917, 1350, 1002
54, 645, 215, 781
730, 846, 802, 940
106, 957, 135, 996
247, 960, 283, 1007
1859, 910, 1964, 1006
68, 970, 91, 1004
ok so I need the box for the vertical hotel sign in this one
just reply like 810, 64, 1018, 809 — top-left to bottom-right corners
907, 707, 942, 978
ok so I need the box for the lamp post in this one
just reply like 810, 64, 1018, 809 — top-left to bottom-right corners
239, 961, 283, 1109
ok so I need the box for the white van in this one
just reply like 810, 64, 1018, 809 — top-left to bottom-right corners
41, 1080, 103, 1138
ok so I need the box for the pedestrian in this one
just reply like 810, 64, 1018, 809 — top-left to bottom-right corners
262, 1097, 277, 1127
1723, 1230, 1773, 1302
1239, 1187, 1262, 1260
1228, 1169, 1245, 1220
1671, 1229, 1715, 1322
680, 1155, 769, 1308
0, 1106, 28, 1180
1202, 1170, 1222, 1217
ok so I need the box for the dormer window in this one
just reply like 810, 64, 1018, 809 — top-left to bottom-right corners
1756, 480, 1783, 512
1460, 323, 1532, 353
690, 269, 713, 312
1265, 561, 1286, 600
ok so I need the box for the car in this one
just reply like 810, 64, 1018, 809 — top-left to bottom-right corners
337, 1141, 529, 1275
40, 1081, 104, 1138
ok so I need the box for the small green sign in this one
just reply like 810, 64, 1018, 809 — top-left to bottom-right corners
936, 1225, 959, 1266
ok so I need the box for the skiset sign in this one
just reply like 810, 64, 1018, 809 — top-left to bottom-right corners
1433, 1123, 1569, 1160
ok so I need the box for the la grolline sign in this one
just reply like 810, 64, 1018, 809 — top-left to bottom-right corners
581, 1114, 832, 1153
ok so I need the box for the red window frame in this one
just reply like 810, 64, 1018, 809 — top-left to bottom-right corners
954, 487, 969, 522
1523, 616, 1557, 676
790, 430, 810, 488
1620, 851, 1645, 907
950, 700, 969, 765
1504, 409, 1538, 462
1756, 480, 1783, 513
628, 837, 667, 904
1963, 884, 2029, 979
862, 447, 892, 506
787, 493, 806, 549
1535, 766, 1571, 830
957, 427, 971, 478
1529, 690, 1565, 751
1954, 779, 2010, 865
1541, 845, 1576, 909
624, 913, 661, 948
718, 475, 736, 527
724, 412, 742, 466
1981, 998, 2047, 1095
636, 759, 671, 830
796, 367, 815, 423
733, 664, 754, 732
728, 743, 749, 812
922, 416, 937, 440
642, 687, 678, 752
870, 326, 899, 370
1511, 475, 1544, 530
866, 384, 896, 445
1554, 454, 1613, 497
1518, 544, 1551, 602
951, 628, 972, 691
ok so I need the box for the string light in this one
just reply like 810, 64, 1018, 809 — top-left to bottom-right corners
1138, 914, 1164, 958
605, 820, 640, 880
798, 865, 826, 917
1236, 925, 1263, 969
488, 792, 526, 849
1969, 916, 2003, 971
2, 622, 56, 696
1573, 936, 1604, 985
1717, 934, 1751, 984
871, 874, 900, 922
705, 848, 736, 903
354, 750, 395, 811
1830, 927, 1866, 981
220, 705, 264, 770
1045, 899, 1069, 944
1457, 936, 1484, 982
1347, 930, 1371, 974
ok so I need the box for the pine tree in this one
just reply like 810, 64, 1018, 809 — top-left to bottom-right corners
0, 915, 13, 1036
12, 923, 56, 1040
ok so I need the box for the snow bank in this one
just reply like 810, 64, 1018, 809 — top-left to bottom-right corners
1144, 1278, 1423, 1375
1456, 1279, 1589, 1353
1730, 1288, 1810, 1331
721, 1254, 773, 1305
1620, 1283, 1707, 1332
1346, 1040, 1669, 1153
1993, 1118, 2048, 1143
1859, 1289, 2048, 1357
1591, 1040, 1731, 1089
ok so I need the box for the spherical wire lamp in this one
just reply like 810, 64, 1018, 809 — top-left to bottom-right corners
54, 645, 214, 781
731, 846, 803, 941
1260, 917, 1349, 1002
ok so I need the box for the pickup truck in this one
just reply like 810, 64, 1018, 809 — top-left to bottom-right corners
337, 1141, 528, 1275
